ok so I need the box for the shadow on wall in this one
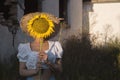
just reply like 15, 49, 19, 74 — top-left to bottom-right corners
0, 25, 19, 80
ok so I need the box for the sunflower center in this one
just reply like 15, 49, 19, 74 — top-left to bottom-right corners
32, 18, 49, 34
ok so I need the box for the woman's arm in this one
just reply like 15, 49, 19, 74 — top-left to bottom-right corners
45, 58, 62, 73
19, 62, 39, 76
54, 58, 62, 72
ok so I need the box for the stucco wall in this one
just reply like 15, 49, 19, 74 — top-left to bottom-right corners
0, 25, 15, 63
85, 3, 120, 45
67, 0, 82, 36
41, 0, 59, 17
41, 0, 83, 42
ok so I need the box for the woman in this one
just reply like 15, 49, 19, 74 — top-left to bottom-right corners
17, 12, 63, 80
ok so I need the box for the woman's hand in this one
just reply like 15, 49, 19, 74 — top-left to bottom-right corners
55, 18, 64, 24
36, 61, 41, 69
39, 51, 48, 62
19, 62, 41, 76
48, 14, 64, 24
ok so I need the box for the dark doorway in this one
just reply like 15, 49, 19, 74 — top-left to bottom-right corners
24, 0, 38, 14
59, 0, 68, 21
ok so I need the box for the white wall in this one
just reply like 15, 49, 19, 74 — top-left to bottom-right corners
41, 0, 83, 42
67, 0, 82, 35
38, 0, 83, 43
88, 3, 120, 45
42, 0, 59, 17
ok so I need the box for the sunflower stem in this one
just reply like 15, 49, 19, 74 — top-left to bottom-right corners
39, 38, 44, 80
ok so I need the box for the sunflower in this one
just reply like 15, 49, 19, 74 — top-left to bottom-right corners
27, 13, 55, 38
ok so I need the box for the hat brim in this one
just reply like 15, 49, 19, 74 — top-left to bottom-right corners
20, 12, 59, 34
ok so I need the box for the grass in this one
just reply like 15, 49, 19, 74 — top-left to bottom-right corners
0, 52, 19, 80
62, 35, 120, 80
0, 35, 120, 80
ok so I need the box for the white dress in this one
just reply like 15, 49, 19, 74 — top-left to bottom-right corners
17, 41, 63, 80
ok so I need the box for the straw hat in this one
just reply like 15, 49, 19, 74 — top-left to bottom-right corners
20, 12, 61, 38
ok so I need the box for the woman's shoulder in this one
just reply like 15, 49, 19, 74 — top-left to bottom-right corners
18, 42, 29, 50
18, 42, 29, 47
48, 40, 61, 47
17, 42, 30, 62
49, 40, 62, 49
48, 40, 60, 44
